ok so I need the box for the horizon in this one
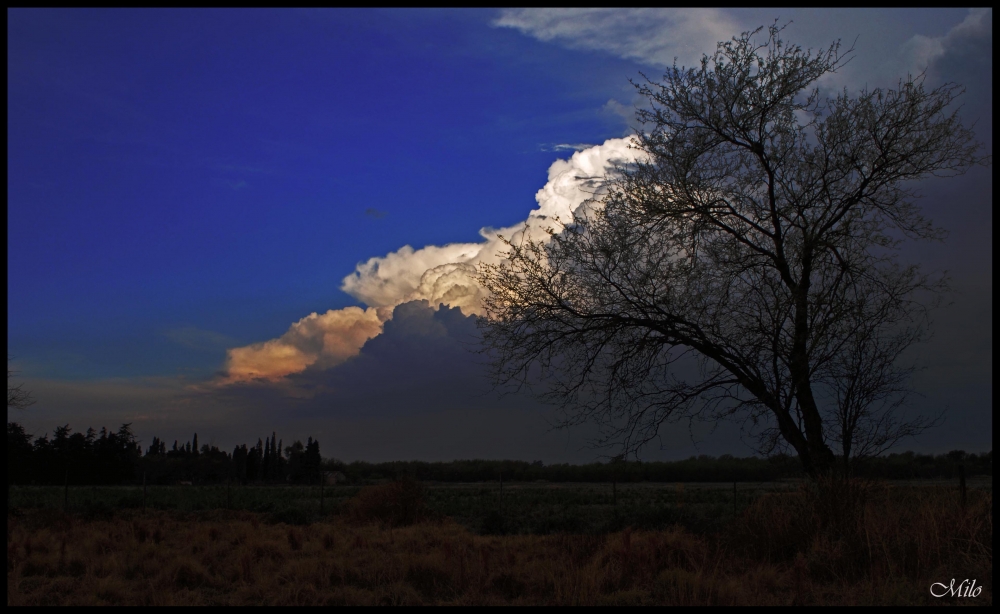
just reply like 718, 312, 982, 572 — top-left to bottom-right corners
8, 8, 992, 463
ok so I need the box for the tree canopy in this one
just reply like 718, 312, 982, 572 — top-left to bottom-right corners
477, 24, 988, 477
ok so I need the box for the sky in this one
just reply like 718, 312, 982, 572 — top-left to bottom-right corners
7, 8, 992, 462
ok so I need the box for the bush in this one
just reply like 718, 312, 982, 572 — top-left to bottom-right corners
345, 478, 426, 527
730, 488, 815, 563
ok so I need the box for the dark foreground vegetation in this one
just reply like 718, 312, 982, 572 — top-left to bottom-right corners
8, 481, 806, 535
7, 479, 992, 605
8, 420, 992, 604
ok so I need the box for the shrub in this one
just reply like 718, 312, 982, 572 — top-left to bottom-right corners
730, 488, 815, 563
345, 478, 426, 527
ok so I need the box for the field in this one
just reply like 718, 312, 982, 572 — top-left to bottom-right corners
7, 479, 993, 605
8, 480, 812, 535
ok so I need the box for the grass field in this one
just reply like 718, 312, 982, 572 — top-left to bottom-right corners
8, 480, 816, 535
10, 478, 989, 535
7, 479, 992, 605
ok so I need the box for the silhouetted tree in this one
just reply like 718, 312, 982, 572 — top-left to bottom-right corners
284, 440, 305, 483
276, 438, 283, 478
262, 437, 271, 480
7, 363, 35, 413
271, 433, 279, 479
478, 24, 988, 478
303, 437, 322, 483
247, 441, 262, 482
233, 444, 248, 484
7, 422, 33, 485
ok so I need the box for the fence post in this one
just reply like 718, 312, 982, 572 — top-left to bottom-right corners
499, 471, 503, 520
64, 468, 69, 512
733, 481, 737, 518
319, 472, 325, 516
959, 464, 967, 510
143, 471, 147, 512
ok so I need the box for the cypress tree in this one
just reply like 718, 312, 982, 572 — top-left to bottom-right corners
277, 438, 284, 480
263, 437, 271, 480
304, 438, 321, 483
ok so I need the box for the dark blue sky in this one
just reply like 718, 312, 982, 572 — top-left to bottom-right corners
8, 9, 992, 461
8, 9, 636, 379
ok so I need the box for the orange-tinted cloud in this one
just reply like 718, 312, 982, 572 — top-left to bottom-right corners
222, 306, 383, 383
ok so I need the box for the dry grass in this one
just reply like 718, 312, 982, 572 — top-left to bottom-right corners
7, 481, 991, 605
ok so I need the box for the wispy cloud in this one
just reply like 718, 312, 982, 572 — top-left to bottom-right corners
543, 143, 595, 152
494, 9, 994, 98
213, 162, 274, 175
364, 208, 387, 219
212, 178, 250, 190
493, 8, 741, 68
898, 8, 992, 76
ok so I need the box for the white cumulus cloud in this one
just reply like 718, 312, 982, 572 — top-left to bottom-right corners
221, 137, 638, 383
339, 137, 638, 315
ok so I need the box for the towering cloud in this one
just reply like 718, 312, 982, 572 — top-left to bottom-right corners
221, 137, 638, 383
340, 137, 637, 315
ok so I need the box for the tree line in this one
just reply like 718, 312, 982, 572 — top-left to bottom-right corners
336, 450, 991, 484
7, 421, 989, 486
6, 422, 321, 486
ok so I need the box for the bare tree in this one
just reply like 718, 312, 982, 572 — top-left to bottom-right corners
7, 363, 35, 412
477, 24, 987, 478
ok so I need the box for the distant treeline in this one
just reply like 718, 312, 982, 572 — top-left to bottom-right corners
337, 450, 993, 484
7, 422, 321, 486
7, 421, 992, 486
